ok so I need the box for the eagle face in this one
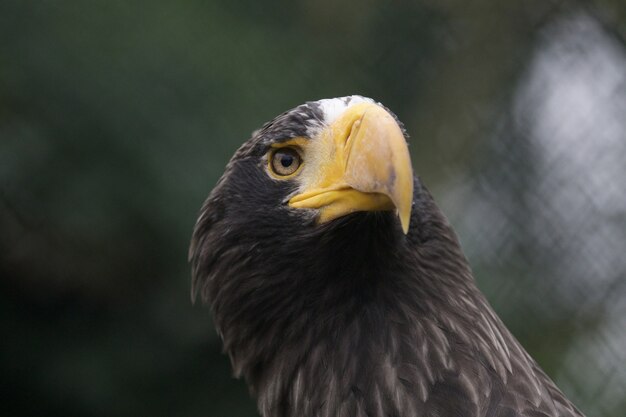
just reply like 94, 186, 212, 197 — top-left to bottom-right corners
190, 96, 584, 417
203, 95, 412, 238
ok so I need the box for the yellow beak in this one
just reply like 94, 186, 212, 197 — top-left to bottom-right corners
288, 102, 413, 233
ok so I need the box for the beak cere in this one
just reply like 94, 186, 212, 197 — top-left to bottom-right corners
288, 102, 414, 233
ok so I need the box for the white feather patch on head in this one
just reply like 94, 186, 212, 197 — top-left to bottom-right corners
316, 95, 376, 125
304, 95, 377, 138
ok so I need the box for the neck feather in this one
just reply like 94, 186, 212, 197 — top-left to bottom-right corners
193, 182, 514, 417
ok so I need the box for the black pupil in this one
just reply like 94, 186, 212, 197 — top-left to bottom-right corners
280, 154, 294, 168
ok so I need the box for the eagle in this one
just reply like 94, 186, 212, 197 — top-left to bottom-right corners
189, 96, 584, 417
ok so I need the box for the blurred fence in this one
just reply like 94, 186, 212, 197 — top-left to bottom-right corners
1, 1, 625, 416
444, 13, 626, 415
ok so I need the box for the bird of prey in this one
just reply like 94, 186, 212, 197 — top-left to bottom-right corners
189, 96, 584, 417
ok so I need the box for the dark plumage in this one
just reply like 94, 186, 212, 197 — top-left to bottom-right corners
189, 96, 584, 417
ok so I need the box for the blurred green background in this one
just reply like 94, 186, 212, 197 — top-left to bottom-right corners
1, 1, 625, 416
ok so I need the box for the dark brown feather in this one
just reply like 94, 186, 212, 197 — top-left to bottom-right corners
189, 100, 585, 417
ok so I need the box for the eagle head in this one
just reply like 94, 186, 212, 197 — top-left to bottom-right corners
189, 96, 583, 417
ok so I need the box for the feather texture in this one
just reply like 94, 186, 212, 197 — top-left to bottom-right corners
190, 97, 585, 417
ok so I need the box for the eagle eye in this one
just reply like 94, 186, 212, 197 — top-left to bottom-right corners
269, 147, 302, 177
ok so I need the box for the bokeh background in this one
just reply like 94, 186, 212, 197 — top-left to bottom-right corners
1, 1, 625, 416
